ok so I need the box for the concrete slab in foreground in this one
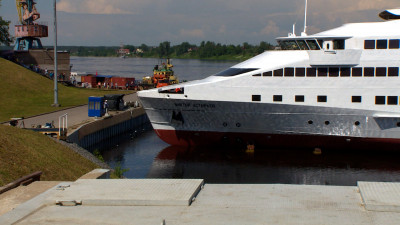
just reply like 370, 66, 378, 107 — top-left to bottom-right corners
359, 181, 400, 212
49, 179, 204, 207
3, 180, 400, 225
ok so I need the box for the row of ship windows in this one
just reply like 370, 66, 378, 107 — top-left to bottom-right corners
364, 39, 400, 49
252, 67, 400, 77
252, 95, 400, 105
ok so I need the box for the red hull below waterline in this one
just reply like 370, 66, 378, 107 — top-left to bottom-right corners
154, 129, 400, 151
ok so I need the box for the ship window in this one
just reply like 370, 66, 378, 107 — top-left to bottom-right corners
340, 67, 351, 77
215, 68, 259, 76
306, 68, 317, 77
375, 96, 386, 105
329, 68, 339, 77
317, 95, 327, 102
252, 73, 261, 77
323, 41, 333, 51
295, 68, 305, 77
317, 68, 328, 77
376, 67, 387, 77
333, 40, 345, 50
158, 87, 184, 94
388, 67, 399, 77
306, 40, 320, 50
377, 39, 388, 49
273, 95, 282, 102
389, 39, 400, 49
352, 68, 362, 77
297, 40, 309, 50
280, 40, 300, 50
284, 68, 294, 77
252, 95, 261, 102
273, 69, 283, 77
352, 96, 362, 103
364, 67, 375, 77
317, 40, 324, 49
364, 40, 375, 49
263, 71, 272, 76
295, 95, 305, 102
387, 96, 398, 105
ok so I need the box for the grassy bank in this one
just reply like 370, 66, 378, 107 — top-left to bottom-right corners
0, 58, 133, 122
0, 58, 133, 186
0, 125, 98, 186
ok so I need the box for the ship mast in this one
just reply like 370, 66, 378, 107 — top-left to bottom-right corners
302, 0, 308, 36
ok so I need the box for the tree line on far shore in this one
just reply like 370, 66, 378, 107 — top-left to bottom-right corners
58, 41, 276, 60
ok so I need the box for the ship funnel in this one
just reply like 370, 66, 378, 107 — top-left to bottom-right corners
379, 9, 400, 20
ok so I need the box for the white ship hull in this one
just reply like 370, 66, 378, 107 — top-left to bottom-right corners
139, 96, 400, 150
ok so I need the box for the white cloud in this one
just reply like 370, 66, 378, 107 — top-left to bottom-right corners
179, 29, 205, 38
58, 0, 133, 14
16, 0, 400, 45
260, 21, 280, 36
219, 25, 226, 34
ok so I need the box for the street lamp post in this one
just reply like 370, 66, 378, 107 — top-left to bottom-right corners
52, 0, 59, 107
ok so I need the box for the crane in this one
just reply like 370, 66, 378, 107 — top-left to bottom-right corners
14, 0, 47, 50
16, 0, 40, 24
15, 0, 22, 23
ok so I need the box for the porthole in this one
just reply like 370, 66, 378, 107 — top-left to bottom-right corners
308, 120, 313, 125
325, 121, 330, 125
355, 121, 360, 126
397, 122, 400, 127
236, 123, 241, 127
223, 122, 228, 127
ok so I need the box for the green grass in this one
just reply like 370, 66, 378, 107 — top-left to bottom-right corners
0, 125, 98, 186
0, 58, 133, 122
0, 58, 134, 185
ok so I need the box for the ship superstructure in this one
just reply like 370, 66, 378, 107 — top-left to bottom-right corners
138, 8, 400, 150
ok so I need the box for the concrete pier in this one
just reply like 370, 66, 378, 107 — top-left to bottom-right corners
67, 107, 149, 149
1, 178, 400, 224
3, 93, 149, 150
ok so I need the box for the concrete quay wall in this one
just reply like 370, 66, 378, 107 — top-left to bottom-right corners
68, 107, 149, 149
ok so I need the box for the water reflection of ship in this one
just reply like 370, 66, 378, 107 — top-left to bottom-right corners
147, 146, 400, 185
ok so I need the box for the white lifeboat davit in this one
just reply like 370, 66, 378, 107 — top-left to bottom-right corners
379, 8, 400, 20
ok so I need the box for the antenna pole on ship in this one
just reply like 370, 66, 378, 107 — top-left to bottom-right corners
302, 0, 308, 36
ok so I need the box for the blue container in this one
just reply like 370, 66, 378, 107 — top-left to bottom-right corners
88, 96, 104, 117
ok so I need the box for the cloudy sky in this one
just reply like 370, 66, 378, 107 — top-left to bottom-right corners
0, 0, 398, 46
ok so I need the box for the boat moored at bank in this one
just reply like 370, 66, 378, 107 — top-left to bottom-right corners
138, 7, 400, 150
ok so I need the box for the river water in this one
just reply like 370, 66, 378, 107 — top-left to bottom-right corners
71, 56, 236, 81
73, 57, 400, 186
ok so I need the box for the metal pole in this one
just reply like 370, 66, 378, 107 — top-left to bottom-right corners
52, 0, 59, 107
303, 0, 308, 34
